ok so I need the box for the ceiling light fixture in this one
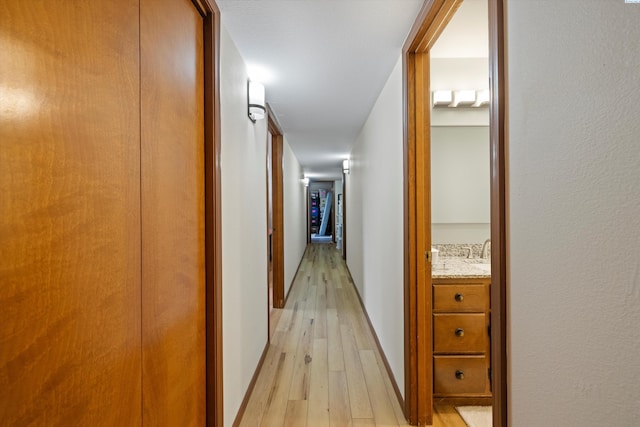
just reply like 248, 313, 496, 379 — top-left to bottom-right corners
248, 80, 265, 122
433, 90, 453, 106
472, 89, 490, 107
431, 89, 491, 108
451, 89, 476, 107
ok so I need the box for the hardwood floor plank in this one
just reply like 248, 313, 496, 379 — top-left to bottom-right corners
315, 281, 327, 339
288, 319, 314, 400
433, 406, 468, 427
325, 268, 337, 309
284, 400, 308, 427
336, 288, 351, 326
270, 308, 283, 338
359, 349, 398, 426
328, 371, 351, 427
374, 349, 409, 426
239, 332, 286, 427
326, 308, 345, 372
307, 338, 329, 427
352, 419, 376, 427
340, 324, 373, 419
258, 351, 291, 426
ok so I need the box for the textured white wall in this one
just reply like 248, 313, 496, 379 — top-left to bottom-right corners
220, 25, 268, 427
346, 57, 405, 396
507, 1, 640, 425
282, 137, 307, 296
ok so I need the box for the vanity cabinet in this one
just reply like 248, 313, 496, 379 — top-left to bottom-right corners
433, 279, 491, 400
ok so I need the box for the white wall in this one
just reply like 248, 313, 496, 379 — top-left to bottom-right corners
220, 25, 268, 426
282, 136, 307, 296
432, 223, 490, 244
346, 57, 405, 396
507, 1, 640, 425
431, 126, 490, 221
431, 126, 490, 243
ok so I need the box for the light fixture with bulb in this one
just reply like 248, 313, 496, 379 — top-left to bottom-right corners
248, 80, 265, 122
432, 89, 491, 108
342, 159, 350, 175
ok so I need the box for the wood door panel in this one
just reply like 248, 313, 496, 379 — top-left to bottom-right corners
0, 1, 142, 425
140, 0, 206, 424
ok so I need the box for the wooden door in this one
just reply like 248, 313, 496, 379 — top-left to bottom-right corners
140, 0, 206, 424
0, 1, 142, 424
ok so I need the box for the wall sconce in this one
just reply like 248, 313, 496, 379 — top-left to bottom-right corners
342, 159, 350, 175
432, 89, 490, 108
302, 177, 310, 187
248, 80, 265, 122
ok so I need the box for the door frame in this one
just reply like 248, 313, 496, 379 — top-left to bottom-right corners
194, 0, 223, 425
402, 0, 507, 425
267, 105, 285, 309
342, 172, 347, 261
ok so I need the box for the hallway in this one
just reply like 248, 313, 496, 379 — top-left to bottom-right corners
238, 244, 466, 426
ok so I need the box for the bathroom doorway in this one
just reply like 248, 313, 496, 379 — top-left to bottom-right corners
402, 0, 507, 425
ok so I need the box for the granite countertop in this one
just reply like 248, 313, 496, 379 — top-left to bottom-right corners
432, 256, 491, 279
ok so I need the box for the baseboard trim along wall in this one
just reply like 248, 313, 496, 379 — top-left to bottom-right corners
345, 266, 405, 414
283, 246, 307, 308
231, 340, 270, 427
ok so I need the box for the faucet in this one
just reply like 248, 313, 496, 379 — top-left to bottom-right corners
481, 239, 491, 259
461, 246, 473, 258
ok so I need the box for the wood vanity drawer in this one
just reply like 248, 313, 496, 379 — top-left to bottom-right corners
434, 313, 486, 353
433, 283, 489, 312
434, 356, 490, 396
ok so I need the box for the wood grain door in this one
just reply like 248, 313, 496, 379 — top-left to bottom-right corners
140, 0, 206, 424
0, 1, 142, 424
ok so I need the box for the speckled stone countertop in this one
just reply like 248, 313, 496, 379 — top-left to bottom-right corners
432, 256, 491, 279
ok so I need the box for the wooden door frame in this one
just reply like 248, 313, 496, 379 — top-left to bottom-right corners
402, 0, 507, 425
267, 105, 285, 309
342, 173, 347, 261
194, 0, 223, 425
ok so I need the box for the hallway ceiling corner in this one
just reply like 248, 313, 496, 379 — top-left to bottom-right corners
216, 0, 423, 180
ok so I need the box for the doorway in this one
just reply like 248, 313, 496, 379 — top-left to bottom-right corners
267, 107, 285, 329
309, 181, 336, 244
402, 0, 506, 425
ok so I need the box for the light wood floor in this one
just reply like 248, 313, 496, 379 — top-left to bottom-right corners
239, 244, 467, 427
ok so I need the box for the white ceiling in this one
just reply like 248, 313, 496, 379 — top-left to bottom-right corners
216, 0, 487, 180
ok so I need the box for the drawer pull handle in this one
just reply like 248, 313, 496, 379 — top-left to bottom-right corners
455, 328, 465, 337
454, 293, 464, 302
455, 370, 465, 380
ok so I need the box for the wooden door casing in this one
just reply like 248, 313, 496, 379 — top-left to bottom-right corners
268, 110, 285, 309
403, 0, 508, 425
